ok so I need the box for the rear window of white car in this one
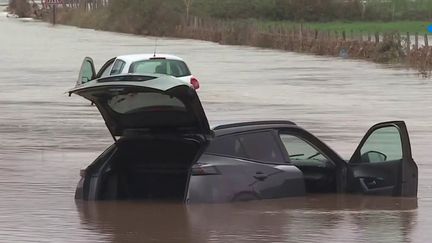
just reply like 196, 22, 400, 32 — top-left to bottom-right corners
129, 59, 191, 77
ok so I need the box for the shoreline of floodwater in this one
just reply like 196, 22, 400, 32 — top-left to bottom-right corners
7, 3, 432, 76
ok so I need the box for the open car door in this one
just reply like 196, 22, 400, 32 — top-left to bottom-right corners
69, 75, 211, 201
76, 57, 96, 86
68, 74, 211, 140
348, 121, 418, 197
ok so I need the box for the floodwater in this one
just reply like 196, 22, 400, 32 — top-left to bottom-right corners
1, 7, 432, 243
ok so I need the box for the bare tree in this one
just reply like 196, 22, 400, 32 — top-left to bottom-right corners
183, 0, 193, 21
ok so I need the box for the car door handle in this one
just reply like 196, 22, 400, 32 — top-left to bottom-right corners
359, 177, 385, 190
254, 172, 268, 181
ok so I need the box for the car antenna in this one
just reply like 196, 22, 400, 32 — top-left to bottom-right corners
153, 38, 158, 57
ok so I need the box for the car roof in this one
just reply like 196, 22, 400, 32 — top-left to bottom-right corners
116, 54, 185, 63
213, 120, 299, 136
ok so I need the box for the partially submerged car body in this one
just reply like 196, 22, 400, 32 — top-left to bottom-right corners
71, 59, 418, 203
79, 54, 200, 89
188, 120, 418, 202
71, 73, 209, 201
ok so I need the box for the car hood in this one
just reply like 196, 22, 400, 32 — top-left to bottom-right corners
69, 75, 211, 138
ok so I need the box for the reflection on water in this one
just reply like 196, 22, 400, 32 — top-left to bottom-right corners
0, 7, 432, 243
77, 196, 418, 243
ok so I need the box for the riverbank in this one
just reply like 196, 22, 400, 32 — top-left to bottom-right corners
11, 3, 432, 76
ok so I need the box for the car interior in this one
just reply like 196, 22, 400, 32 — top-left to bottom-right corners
206, 131, 338, 194
98, 136, 203, 201
289, 159, 337, 193
129, 60, 191, 77
279, 133, 338, 193
155, 64, 167, 74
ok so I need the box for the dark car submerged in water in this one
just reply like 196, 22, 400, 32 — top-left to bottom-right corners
70, 60, 418, 203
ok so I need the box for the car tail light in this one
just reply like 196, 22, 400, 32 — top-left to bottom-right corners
191, 163, 220, 175
190, 77, 200, 90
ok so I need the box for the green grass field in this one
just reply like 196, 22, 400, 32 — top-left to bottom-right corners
259, 21, 430, 34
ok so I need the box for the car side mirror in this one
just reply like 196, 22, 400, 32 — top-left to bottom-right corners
361, 150, 387, 163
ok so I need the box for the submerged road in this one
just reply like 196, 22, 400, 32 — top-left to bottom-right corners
0, 7, 432, 242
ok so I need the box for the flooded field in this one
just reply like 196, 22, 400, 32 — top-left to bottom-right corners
0, 8, 432, 242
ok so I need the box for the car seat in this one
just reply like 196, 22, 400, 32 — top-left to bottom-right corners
155, 64, 167, 74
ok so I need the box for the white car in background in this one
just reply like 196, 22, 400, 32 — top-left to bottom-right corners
78, 54, 200, 89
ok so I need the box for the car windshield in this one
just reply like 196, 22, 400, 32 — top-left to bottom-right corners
129, 59, 191, 77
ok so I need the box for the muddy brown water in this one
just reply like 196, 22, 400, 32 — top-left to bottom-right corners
1, 9, 432, 243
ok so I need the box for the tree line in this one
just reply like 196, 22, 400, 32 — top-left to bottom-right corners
10, 0, 432, 21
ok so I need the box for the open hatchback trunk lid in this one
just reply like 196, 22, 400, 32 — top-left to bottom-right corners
70, 75, 211, 201
69, 74, 211, 138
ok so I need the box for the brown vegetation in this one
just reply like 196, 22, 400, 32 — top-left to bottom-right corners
9, 0, 432, 75
176, 18, 432, 74
8, 0, 33, 17
39, 7, 432, 75
408, 46, 432, 76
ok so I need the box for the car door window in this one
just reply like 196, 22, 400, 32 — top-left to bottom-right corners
110, 59, 126, 75
279, 134, 328, 166
100, 62, 114, 77
359, 126, 402, 163
95, 57, 116, 78
80, 59, 95, 83
206, 135, 246, 158
238, 131, 284, 163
